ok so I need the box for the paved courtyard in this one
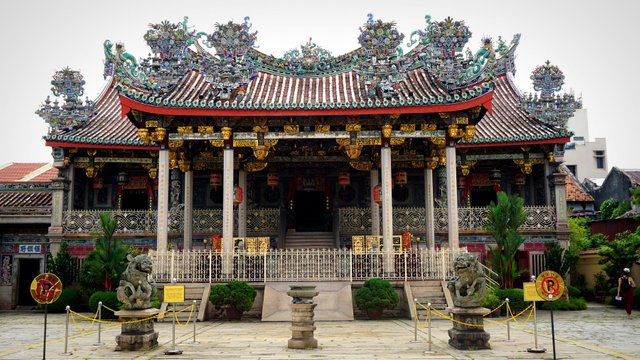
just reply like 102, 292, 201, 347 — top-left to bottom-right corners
0, 302, 638, 359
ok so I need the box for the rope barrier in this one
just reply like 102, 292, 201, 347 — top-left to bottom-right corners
174, 304, 196, 328
69, 308, 100, 333
69, 308, 172, 325
414, 300, 533, 328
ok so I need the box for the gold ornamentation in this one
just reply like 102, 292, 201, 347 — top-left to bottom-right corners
421, 123, 437, 131
430, 137, 446, 146
210, 140, 224, 147
389, 114, 401, 120
381, 124, 392, 138
448, 124, 464, 139
358, 138, 381, 146
547, 152, 555, 162
471, 106, 482, 116
346, 120, 361, 132
148, 168, 158, 179
400, 124, 416, 132
168, 140, 183, 150
137, 128, 150, 143
315, 124, 330, 133
438, 113, 451, 120
85, 166, 97, 178
253, 144, 270, 160
252, 125, 268, 133
153, 127, 167, 141
86, 149, 97, 157
390, 138, 405, 145
284, 124, 299, 133
425, 157, 439, 169
233, 139, 257, 148
197, 126, 214, 134
411, 161, 423, 168
513, 159, 544, 174
352, 235, 364, 255
455, 116, 469, 125
178, 159, 191, 172
177, 126, 193, 134
349, 161, 372, 171
169, 151, 178, 169
244, 161, 268, 172
145, 120, 159, 128
463, 125, 476, 141
459, 160, 477, 176
221, 127, 232, 140
344, 144, 362, 159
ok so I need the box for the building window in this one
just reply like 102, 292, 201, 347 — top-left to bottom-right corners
566, 165, 577, 176
573, 136, 584, 141
594, 151, 605, 169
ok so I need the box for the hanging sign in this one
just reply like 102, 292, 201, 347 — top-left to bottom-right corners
30, 273, 63, 304
164, 285, 185, 303
523, 282, 546, 302
535, 270, 565, 301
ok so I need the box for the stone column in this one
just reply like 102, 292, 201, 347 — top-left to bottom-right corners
237, 170, 247, 238
380, 146, 393, 251
67, 165, 74, 210
424, 168, 435, 249
445, 145, 459, 249
553, 172, 569, 248
370, 169, 380, 236
222, 144, 235, 276
47, 176, 67, 256
157, 148, 169, 253
183, 170, 193, 250
544, 159, 551, 206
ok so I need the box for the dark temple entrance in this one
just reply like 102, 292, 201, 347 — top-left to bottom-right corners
17, 258, 40, 306
294, 191, 329, 232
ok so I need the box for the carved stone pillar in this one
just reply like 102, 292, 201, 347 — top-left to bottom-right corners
222, 146, 235, 275
446, 145, 459, 249
238, 170, 247, 238
553, 172, 569, 248
424, 168, 435, 249
183, 170, 193, 250
67, 165, 75, 210
544, 159, 552, 206
47, 176, 67, 256
370, 169, 380, 236
380, 146, 393, 251
157, 148, 169, 253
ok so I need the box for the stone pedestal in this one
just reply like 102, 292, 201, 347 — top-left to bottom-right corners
447, 307, 490, 350
114, 308, 160, 351
287, 285, 318, 349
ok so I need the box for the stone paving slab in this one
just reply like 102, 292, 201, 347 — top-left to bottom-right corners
0, 302, 638, 359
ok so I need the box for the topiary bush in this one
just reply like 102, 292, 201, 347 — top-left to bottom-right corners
539, 297, 587, 311
355, 278, 400, 318
47, 288, 82, 313
481, 288, 502, 314
493, 288, 527, 315
567, 285, 581, 298
209, 280, 257, 314
88, 291, 122, 319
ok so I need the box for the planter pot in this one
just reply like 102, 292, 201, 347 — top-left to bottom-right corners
366, 309, 383, 320
225, 306, 243, 321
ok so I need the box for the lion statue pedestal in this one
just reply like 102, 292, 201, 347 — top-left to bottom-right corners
114, 254, 159, 351
446, 253, 491, 350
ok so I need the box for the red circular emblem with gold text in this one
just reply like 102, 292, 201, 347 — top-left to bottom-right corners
30, 273, 63, 304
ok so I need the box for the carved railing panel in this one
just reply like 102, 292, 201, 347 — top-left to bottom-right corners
246, 208, 280, 235
337, 207, 373, 234
192, 209, 224, 233
63, 210, 156, 233
148, 248, 468, 283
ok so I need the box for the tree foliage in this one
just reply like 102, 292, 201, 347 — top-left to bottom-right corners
48, 241, 77, 286
599, 198, 631, 220
544, 242, 579, 278
485, 192, 526, 288
80, 213, 129, 294
598, 227, 640, 287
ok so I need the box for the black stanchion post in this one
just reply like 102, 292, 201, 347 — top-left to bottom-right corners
42, 303, 47, 360
62, 305, 72, 355
505, 298, 512, 342
192, 300, 198, 344
549, 294, 556, 360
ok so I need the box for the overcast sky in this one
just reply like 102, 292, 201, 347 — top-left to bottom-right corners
1, 0, 638, 170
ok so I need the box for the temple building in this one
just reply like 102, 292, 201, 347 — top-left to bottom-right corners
28, 15, 580, 287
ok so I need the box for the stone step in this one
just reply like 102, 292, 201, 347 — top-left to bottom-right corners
157, 283, 211, 322
285, 232, 335, 249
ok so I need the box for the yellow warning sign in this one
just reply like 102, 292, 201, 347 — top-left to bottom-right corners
164, 285, 185, 303
523, 283, 545, 302
535, 270, 565, 301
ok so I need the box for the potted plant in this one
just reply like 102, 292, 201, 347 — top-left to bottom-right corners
209, 280, 257, 320
355, 278, 399, 319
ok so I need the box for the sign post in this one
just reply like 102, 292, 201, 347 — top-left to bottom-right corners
164, 283, 185, 356
535, 270, 565, 360
30, 273, 63, 360
524, 277, 546, 353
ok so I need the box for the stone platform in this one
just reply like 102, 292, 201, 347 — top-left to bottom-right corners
114, 308, 160, 351
447, 306, 491, 350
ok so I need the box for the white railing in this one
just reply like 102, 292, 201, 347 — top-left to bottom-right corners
339, 206, 557, 233
148, 248, 468, 283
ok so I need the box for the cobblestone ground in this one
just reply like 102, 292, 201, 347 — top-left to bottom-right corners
0, 302, 638, 359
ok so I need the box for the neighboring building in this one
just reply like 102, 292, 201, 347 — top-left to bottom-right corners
562, 108, 608, 182
0, 163, 57, 309
29, 15, 579, 290
559, 164, 595, 217
589, 167, 640, 208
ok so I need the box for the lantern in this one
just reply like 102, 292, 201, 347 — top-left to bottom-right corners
152, 178, 159, 191
457, 176, 466, 189
515, 173, 525, 186
117, 172, 129, 186
267, 172, 279, 188
489, 168, 502, 192
338, 172, 350, 187
210, 172, 222, 189
373, 184, 382, 205
394, 170, 407, 186
234, 185, 243, 206
92, 177, 104, 189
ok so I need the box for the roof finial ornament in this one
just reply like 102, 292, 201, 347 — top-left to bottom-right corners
522, 60, 582, 129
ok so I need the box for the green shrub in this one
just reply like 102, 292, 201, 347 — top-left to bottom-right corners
88, 291, 122, 318
635, 287, 640, 310
47, 288, 82, 313
567, 285, 581, 298
209, 281, 256, 312
355, 278, 400, 313
481, 288, 502, 312
150, 294, 161, 309
494, 288, 527, 314
539, 297, 587, 311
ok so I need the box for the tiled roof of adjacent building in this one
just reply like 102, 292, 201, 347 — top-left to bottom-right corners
0, 163, 54, 213
560, 165, 594, 202
0, 163, 57, 182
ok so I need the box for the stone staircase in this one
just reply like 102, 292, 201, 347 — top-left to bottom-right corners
404, 280, 452, 321
157, 283, 211, 322
285, 231, 335, 249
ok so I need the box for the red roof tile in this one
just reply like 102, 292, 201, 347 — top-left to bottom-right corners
0, 163, 54, 182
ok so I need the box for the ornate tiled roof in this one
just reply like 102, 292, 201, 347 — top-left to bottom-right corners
462, 75, 571, 145
0, 191, 52, 211
44, 79, 154, 147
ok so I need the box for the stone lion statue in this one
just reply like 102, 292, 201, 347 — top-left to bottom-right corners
117, 254, 157, 310
447, 253, 486, 308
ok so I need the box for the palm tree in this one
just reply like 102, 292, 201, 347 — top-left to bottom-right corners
485, 192, 525, 288
80, 212, 129, 293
